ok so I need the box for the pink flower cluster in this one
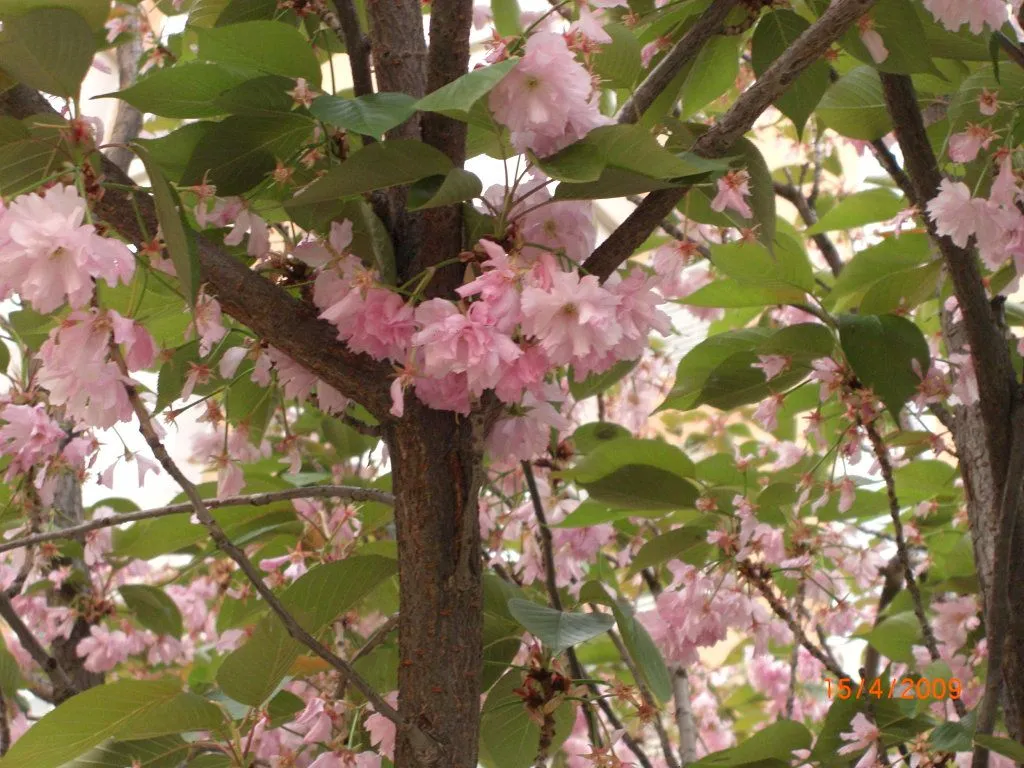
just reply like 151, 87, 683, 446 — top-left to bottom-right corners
489, 32, 610, 156
0, 185, 135, 313
921, 0, 1008, 35
37, 308, 156, 429
926, 160, 1024, 272
303, 225, 670, 462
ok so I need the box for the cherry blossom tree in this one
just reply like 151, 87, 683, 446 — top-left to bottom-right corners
0, 0, 1022, 766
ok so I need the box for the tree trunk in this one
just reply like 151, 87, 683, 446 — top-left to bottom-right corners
384, 400, 486, 767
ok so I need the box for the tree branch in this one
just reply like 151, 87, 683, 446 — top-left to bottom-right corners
111, 349, 425, 748
879, 73, 1015, 487
863, 421, 967, 718
972, 402, 1024, 768
741, 562, 847, 680
0, 592, 75, 700
0, 485, 393, 557
106, 34, 144, 173
625, 195, 711, 259
335, 613, 399, 699
995, 31, 1024, 73
321, 0, 375, 98
584, 0, 880, 280
0, 84, 396, 420
617, 0, 742, 125
772, 181, 843, 276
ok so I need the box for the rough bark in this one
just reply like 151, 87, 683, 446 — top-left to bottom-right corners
410, 0, 474, 296
106, 34, 144, 173
383, 400, 491, 768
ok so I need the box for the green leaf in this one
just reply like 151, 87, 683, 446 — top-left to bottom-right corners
553, 166, 684, 200
593, 23, 642, 89
407, 169, 483, 210
692, 721, 812, 767
479, 669, 574, 768
838, 313, 930, 415
135, 123, 214, 183
659, 324, 834, 412
570, 422, 631, 454
0, 137, 63, 198
974, 735, 1024, 763
817, 66, 893, 141
611, 600, 672, 702
195, 21, 322, 85
553, 500, 654, 528
679, 36, 739, 119
310, 92, 417, 136
538, 124, 727, 183
865, 611, 921, 664
929, 717, 975, 753
0, 9, 95, 98
212, 74, 296, 116
101, 63, 250, 119
840, 0, 937, 75
628, 525, 713, 575
892, 460, 957, 503
417, 59, 518, 115
708, 238, 814, 292
506, 599, 614, 653
189, 0, 232, 27
0, 679, 225, 768
217, 556, 397, 705
216, 0, 280, 25
135, 144, 201, 307
569, 358, 638, 400
826, 234, 932, 306
858, 260, 943, 315
119, 585, 185, 638
490, 0, 521, 36
63, 737, 191, 768
563, 437, 699, 510
681, 279, 806, 308
289, 140, 453, 204
0, 638, 25, 696
0, 0, 109, 31
181, 114, 313, 195
806, 188, 905, 234
751, 10, 830, 136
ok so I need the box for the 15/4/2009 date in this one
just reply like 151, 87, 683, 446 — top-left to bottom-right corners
826, 677, 962, 700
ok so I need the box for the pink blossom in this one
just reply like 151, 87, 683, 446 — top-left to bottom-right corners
486, 390, 570, 462
570, 6, 611, 44
286, 78, 318, 108
978, 89, 999, 116
753, 394, 784, 431
921, 0, 1007, 34
321, 287, 415, 361
365, 692, 398, 760
838, 713, 880, 768
0, 404, 65, 475
857, 17, 888, 63
224, 209, 270, 258
471, 4, 492, 29
932, 595, 980, 649
927, 179, 977, 248
488, 32, 609, 156
0, 184, 135, 313
809, 357, 844, 401
187, 292, 228, 357
753, 354, 791, 381
711, 170, 753, 219
991, 154, 1020, 209
76, 624, 134, 672
413, 372, 472, 415
294, 697, 335, 744
838, 477, 856, 513
948, 124, 996, 163
950, 350, 979, 404
608, 268, 671, 359
412, 299, 522, 397
520, 270, 621, 366
37, 310, 138, 428
456, 240, 522, 332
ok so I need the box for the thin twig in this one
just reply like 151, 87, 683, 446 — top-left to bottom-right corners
0, 485, 394, 557
0, 693, 9, 756
334, 411, 382, 438
335, 613, 400, 699
111, 348, 417, 740
618, 0, 742, 124
772, 181, 843, 276
741, 563, 847, 680
0, 592, 74, 699
319, 0, 375, 99
971, 403, 1024, 768
863, 421, 967, 719
995, 32, 1024, 73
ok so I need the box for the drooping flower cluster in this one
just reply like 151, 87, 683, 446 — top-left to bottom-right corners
0, 185, 135, 313
488, 31, 610, 156
298, 220, 670, 462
